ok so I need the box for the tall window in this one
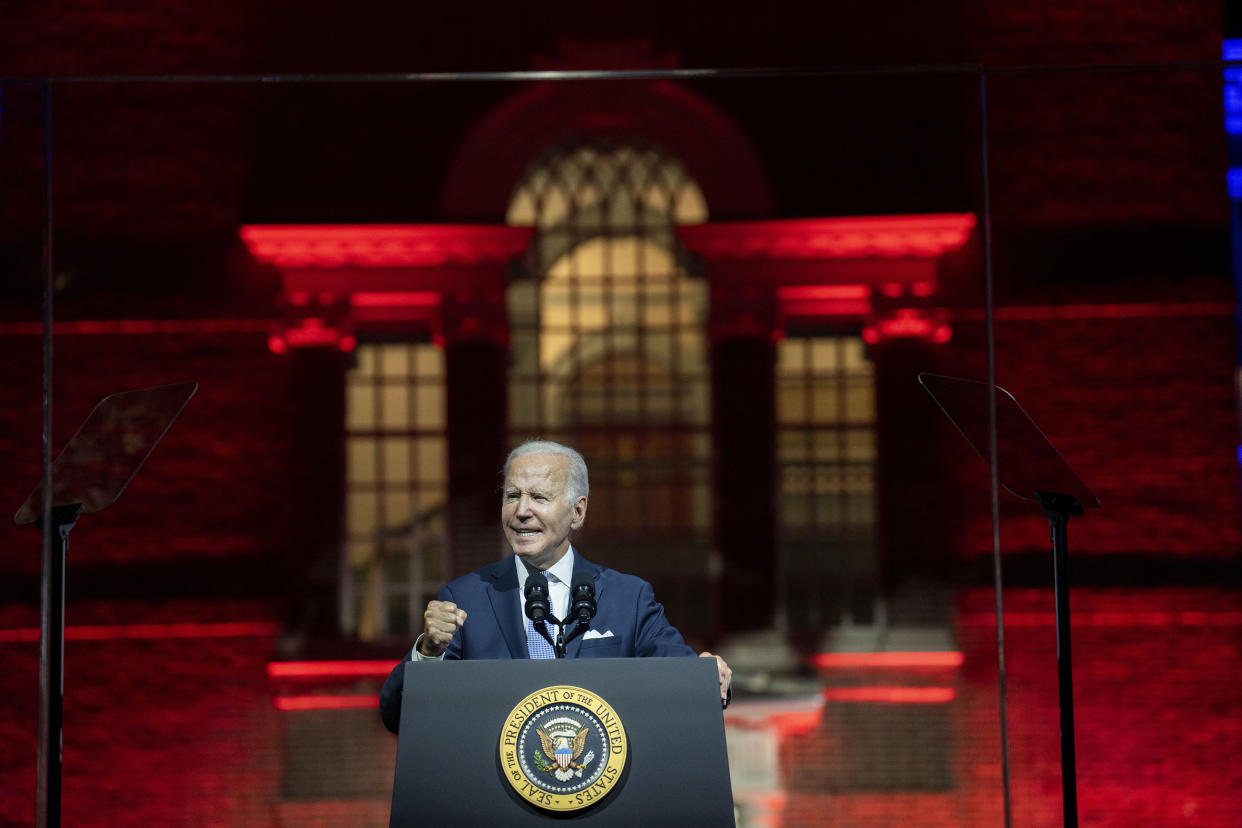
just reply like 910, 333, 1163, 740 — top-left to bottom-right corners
506, 142, 715, 638
776, 335, 878, 630
343, 343, 448, 640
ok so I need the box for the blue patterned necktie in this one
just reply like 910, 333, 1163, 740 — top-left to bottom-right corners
526, 614, 557, 659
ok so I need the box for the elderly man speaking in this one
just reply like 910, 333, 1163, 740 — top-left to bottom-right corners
380, 440, 732, 733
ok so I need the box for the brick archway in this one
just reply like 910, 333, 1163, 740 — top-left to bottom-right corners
438, 79, 775, 221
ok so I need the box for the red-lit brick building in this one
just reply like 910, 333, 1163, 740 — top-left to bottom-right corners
0, 3, 1237, 826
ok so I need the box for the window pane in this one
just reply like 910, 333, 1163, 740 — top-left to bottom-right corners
777, 340, 806, 373
382, 437, 411, 483
355, 346, 377, 376
510, 381, 538, 428
414, 345, 443, 378
846, 380, 875, 422
778, 385, 808, 425
347, 437, 377, 484
643, 299, 672, 326
380, 385, 409, 430
507, 281, 538, 326
811, 338, 838, 371
346, 382, 375, 430
347, 491, 378, 535
415, 438, 446, 486
346, 540, 375, 569
378, 344, 408, 377
811, 385, 842, 423
415, 384, 445, 430
383, 490, 414, 530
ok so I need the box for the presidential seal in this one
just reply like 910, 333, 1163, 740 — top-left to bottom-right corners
498, 685, 628, 812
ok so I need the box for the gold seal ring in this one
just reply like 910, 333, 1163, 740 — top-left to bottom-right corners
498, 685, 628, 812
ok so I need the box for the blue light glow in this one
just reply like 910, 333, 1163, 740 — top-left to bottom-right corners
1226, 63, 1242, 134
1228, 169, 1242, 199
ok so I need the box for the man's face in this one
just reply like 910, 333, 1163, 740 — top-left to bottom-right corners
501, 452, 587, 570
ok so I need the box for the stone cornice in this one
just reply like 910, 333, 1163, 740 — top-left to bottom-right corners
678, 214, 976, 261
240, 224, 533, 269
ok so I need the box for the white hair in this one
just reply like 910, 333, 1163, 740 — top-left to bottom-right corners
503, 440, 590, 501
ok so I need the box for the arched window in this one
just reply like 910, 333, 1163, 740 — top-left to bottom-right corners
506, 142, 715, 636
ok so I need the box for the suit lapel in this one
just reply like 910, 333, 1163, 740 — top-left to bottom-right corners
565, 554, 604, 659
484, 556, 527, 659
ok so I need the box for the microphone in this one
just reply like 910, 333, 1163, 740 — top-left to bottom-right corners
569, 572, 597, 624
524, 571, 551, 623
524, 570, 562, 656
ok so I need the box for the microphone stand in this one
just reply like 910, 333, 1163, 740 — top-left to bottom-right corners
531, 615, 567, 658
533, 615, 592, 659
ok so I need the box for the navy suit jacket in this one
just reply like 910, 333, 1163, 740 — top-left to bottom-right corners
379, 553, 695, 733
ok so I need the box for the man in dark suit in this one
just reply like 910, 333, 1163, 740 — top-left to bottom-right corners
379, 440, 732, 734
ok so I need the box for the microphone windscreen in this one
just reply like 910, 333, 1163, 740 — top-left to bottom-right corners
570, 571, 596, 622
524, 572, 550, 621
526, 571, 549, 595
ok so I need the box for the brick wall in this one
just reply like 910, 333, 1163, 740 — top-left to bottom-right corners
930, 305, 1241, 564
3, 588, 1238, 826
0, 330, 300, 583
957, 587, 1242, 828
744, 586, 1242, 827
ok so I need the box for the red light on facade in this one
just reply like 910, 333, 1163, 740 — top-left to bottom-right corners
877, 310, 934, 338
911, 281, 935, 297
0, 622, 279, 642
351, 291, 440, 308
784, 300, 873, 317
812, 651, 964, 668
778, 285, 873, 320
777, 285, 869, 301
0, 319, 276, 336
273, 695, 378, 711
283, 319, 346, 348
239, 224, 533, 268
267, 334, 287, 354
958, 610, 1242, 628
952, 301, 1235, 322
337, 335, 357, 352
864, 309, 951, 344
822, 686, 957, 704
266, 660, 395, 678
880, 282, 903, 298
768, 710, 824, 738
678, 213, 976, 260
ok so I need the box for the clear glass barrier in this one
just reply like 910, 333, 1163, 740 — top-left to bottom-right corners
14, 381, 196, 524
918, 372, 1099, 508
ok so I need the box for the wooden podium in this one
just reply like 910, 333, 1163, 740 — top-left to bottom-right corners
390, 657, 734, 826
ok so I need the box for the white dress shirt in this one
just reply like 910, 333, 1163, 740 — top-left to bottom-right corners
516, 547, 575, 624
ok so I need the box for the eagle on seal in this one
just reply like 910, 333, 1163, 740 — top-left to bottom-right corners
537, 726, 589, 771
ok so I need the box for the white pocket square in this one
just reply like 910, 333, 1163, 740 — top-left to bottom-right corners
582, 629, 614, 640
